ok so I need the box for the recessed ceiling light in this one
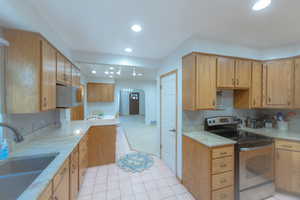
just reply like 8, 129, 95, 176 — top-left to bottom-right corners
104, 71, 109, 75
109, 75, 113, 78
109, 67, 114, 70
125, 48, 133, 53
252, 0, 271, 11
91, 70, 96, 74
131, 24, 142, 32
116, 70, 121, 75
110, 71, 114, 74
137, 73, 143, 76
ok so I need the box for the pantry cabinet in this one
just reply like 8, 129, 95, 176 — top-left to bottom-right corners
217, 57, 235, 89
262, 59, 293, 108
182, 53, 217, 110
87, 82, 115, 102
275, 139, 300, 195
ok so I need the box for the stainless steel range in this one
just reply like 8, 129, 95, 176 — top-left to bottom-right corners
204, 116, 275, 200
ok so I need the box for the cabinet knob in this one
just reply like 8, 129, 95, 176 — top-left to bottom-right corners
236, 79, 239, 85
253, 100, 256, 106
232, 78, 235, 85
268, 97, 271, 103
212, 100, 216, 106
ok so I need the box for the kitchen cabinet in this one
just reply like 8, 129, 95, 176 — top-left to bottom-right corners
64, 58, 72, 85
38, 181, 53, 200
182, 136, 234, 200
70, 147, 79, 200
235, 60, 252, 89
41, 40, 57, 111
72, 66, 81, 87
294, 58, 300, 108
71, 105, 84, 121
262, 59, 293, 108
53, 159, 69, 200
217, 57, 235, 89
4, 29, 57, 113
79, 135, 88, 187
87, 82, 115, 102
56, 52, 66, 84
182, 54, 217, 110
275, 139, 300, 195
88, 125, 117, 167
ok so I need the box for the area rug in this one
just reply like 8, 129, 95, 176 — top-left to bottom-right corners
117, 152, 154, 173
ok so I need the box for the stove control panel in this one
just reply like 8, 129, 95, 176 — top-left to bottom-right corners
206, 116, 235, 126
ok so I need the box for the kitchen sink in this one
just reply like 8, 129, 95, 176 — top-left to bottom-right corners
0, 153, 58, 200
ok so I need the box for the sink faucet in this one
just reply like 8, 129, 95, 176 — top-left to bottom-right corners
0, 123, 24, 143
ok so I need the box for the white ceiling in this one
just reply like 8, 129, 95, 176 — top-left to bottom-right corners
24, 0, 300, 59
79, 63, 157, 81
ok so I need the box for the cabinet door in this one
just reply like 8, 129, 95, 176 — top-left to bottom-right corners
64, 59, 72, 85
235, 60, 251, 88
53, 172, 69, 200
72, 66, 77, 87
276, 149, 300, 194
251, 62, 262, 108
196, 55, 216, 109
294, 58, 300, 108
56, 53, 66, 84
70, 147, 79, 200
182, 55, 196, 110
87, 83, 115, 102
263, 60, 293, 108
79, 136, 88, 187
217, 57, 235, 88
41, 40, 56, 111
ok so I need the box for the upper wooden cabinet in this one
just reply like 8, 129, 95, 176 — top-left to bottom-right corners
4, 29, 56, 113
87, 83, 115, 102
182, 54, 217, 110
251, 62, 263, 108
217, 57, 235, 89
64, 58, 72, 85
294, 58, 300, 108
262, 59, 293, 108
217, 58, 251, 89
56, 53, 66, 84
235, 60, 251, 89
72, 66, 81, 87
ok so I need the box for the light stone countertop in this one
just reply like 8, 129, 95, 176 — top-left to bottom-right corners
240, 127, 300, 142
11, 119, 119, 200
183, 131, 236, 147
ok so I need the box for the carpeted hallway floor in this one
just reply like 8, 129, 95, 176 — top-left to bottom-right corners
119, 115, 160, 157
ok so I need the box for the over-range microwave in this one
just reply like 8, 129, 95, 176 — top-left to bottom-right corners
56, 85, 82, 108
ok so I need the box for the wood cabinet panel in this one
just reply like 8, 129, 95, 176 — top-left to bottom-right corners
53, 159, 69, 191
88, 125, 116, 167
53, 159, 69, 200
71, 105, 84, 121
56, 52, 66, 84
263, 60, 293, 108
79, 135, 88, 187
196, 55, 217, 109
212, 171, 233, 190
41, 40, 56, 111
294, 58, 300, 108
235, 60, 251, 88
38, 181, 53, 200
64, 59, 72, 85
275, 139, 300, 152
87, 83, 115, 102
217, 57, 235, 89
275, 148, 300, 195
212, 156, 234, 174
212, 186, 234, 200
251, 62, 262, 108
182, 55, 196, 110
4, 29, 41, 113
212, 146, 234, 159
70, 147, 79, 200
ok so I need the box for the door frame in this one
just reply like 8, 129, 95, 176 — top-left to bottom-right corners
159, 69, 178, 176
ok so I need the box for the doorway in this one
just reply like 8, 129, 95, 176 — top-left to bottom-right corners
129, 92, 139, 115
160, 70, 178, 175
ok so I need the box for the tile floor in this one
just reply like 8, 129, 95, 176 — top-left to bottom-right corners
77, 126, 299, 200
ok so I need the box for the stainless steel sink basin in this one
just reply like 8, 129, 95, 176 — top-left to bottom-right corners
0, 153, 58, 200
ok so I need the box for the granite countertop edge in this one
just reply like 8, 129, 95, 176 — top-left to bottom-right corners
15, 119, 120, 200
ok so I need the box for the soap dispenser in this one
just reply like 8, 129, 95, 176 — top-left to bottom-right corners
0, 139, 9, 160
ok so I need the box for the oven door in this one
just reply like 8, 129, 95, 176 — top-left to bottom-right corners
239, 144, 274, 190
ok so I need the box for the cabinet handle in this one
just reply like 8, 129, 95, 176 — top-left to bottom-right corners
288, 101, 291, 106
253, 100, 256, 106
54, 196, 58, 200
60, 167, 67, 176
212, 100, 216, 106
268, 97, 271, 103
236, 79, 239, 85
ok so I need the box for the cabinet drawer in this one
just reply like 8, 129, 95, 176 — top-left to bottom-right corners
276, 140, 300, 152
212, 156, 234, 174
38, 181, 52, 200
212, 186, 234, 200
53, 158, 69, 190
212, 146, 234, 159
212, 171, 234, 190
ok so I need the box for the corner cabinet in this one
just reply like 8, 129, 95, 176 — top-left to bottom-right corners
182, 53, 217, 110
4, 29, 56, 113
262, 59, 293, 108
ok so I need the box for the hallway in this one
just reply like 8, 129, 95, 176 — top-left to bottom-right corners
119, 115, 160, 157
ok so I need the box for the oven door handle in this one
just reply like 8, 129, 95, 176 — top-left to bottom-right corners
240, 144, 273, 152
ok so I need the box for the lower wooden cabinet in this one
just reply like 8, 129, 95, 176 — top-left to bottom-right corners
70, 147, 79, 200
79, 135, 88, 187
275, 139, 300, 195
88, 125, 117, 167
53, 159, 70, 200
183, 136, 234, 200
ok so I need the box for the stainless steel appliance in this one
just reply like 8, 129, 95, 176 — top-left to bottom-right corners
56, 85, 81, 108
205, 116, 275, 200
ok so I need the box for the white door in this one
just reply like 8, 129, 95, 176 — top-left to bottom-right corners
161, 72, 177, 174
